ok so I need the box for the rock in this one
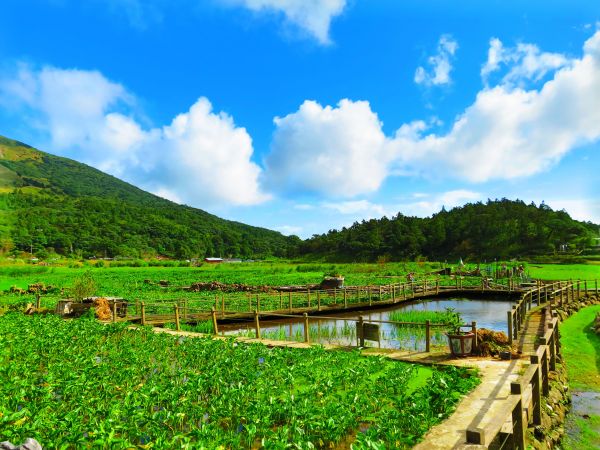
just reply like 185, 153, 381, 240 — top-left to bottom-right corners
0, 439, 43, 450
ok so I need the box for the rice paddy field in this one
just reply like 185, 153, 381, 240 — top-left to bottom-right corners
0, 313, 480, 449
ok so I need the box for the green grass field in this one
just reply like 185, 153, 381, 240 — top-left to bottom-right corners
528, 263, 600, 281
559, 305, 600, 450
0, 260, 597, 309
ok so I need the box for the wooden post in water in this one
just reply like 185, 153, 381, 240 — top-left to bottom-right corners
112, 301, 117, 323
256, 294, 260, 313
425, 320, 431, 353
279, 291, 283, 310
317, 291, 321, 311
141, 302, 146, 326
436, 280, 439, 295
369, 286, 372, 306
358, 316, 364, 347
254, 310, 261, 339
174, 304, 180, 331
303, 313, 310, 343
344, 289, 347, 308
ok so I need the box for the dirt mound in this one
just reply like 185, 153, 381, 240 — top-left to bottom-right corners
473, 328, 517, 357
94, 297, 112, 321
183, 281, 273, 293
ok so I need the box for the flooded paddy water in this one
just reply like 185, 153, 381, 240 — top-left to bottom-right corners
222, 297, 514, 350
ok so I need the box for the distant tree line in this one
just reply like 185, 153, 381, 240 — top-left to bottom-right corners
297, 199, 599, 262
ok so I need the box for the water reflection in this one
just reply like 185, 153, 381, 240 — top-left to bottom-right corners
224, 297, 514, 350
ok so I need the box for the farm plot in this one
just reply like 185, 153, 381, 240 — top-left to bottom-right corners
0, 313, 479, 449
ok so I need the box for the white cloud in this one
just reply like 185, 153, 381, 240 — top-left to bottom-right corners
275, 225, 303, 235
481, 38, 571, 86
265, 99, 393, 197
223, 0, 347, 44
0, 65, 268, 207
414, 34, 458, 86
394, 31, 600, 182
544, 199, 600, 224
397, 190, 483, 217
321, 200, 386, 216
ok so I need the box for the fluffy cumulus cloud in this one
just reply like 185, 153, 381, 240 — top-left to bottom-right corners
222, 0, 347, 44
264, 31, 600, 199
414, 35, 459, 86
0, 65, 268, 207
264, 99, 393, 197
394, 31, 600, 182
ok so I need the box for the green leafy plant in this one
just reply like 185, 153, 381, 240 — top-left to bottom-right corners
69, 271, 96, 302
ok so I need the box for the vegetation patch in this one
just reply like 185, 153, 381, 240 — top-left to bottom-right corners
0, 313, 479, 448
560, 304, 600, 390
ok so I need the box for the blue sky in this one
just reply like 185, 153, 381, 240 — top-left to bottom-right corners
1, 0, 599, 237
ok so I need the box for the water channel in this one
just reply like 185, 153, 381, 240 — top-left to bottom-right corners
222, 297, 514, 351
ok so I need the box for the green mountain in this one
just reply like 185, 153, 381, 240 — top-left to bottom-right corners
299, 199, 599, 262
0, 135, 299, 259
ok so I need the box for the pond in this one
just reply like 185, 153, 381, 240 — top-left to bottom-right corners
222, 297, 514, 350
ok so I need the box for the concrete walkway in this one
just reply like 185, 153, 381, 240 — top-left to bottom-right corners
413, 358, 525, 449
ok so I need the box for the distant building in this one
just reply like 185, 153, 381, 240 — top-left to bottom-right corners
223, 258, 242, 263
204, 257, 223, 263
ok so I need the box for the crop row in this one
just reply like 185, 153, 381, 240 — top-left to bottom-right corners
0, 313, 479, 448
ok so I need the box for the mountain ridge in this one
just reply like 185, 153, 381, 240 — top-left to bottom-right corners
0, 135, 298, 258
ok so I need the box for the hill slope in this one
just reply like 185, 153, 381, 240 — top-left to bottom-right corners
0, 136, 298, 259
299, 199, 599, 261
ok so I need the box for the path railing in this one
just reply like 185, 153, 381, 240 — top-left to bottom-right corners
506, 279, 597, 345
124, 277, 520, 325
465, 313, 560, 449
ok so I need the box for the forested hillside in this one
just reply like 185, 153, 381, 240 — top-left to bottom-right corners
299, 200, 599, 261
0, 136, 298, 259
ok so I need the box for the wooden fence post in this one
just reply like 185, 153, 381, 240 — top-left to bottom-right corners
254, 310, 261, 339
369, 286, 372, 306
174, 304, 180, 331
221, 295, 225, 318
112, 301, 117, 323
307, 289, 311, 308
529, 356, 543, 425
596, 279, 598, 295
508, 388, 526, 450
303, 313, 310, 343
344, 289, 347, 308
211, 307, 219, 336
317, 291, 321, 311
141, 302, 146, 325
436, 280, 439, 295
584, 280, 588, 297
577, 279, 581, 300
36, 294, 41, 309
279, 291, 283, 310
425, 320, 431, 353
289, 292, 292, 312
472, 321, 477, 349
256, 295, 260, 313
507, 311, 513, 345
